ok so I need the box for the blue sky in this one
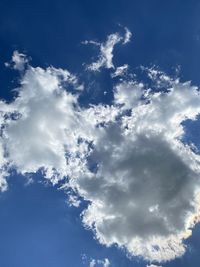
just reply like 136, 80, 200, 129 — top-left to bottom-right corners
1, 1, 200, 267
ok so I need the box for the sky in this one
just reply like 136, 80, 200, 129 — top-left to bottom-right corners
1, 1, 200, 267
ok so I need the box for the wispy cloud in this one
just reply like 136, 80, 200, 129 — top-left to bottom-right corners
5, 50, 29, 71
89, 258, 110, 267
111, 64, 129, 78
84, 27, 131, 71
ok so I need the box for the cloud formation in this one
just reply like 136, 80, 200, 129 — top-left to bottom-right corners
1, 29, 200, 263
111, 64, 129, 78
89, 258, 110, 267
5, 50, 29, 71
85, 28, 131, 71
77, 78, 200, 261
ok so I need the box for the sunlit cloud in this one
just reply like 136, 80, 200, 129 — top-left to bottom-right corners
1, 29, 200, 263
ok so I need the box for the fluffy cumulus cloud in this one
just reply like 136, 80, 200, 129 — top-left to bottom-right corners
1, 29, 200, 263
76, 78, 200, 262
2, 66, 88, 184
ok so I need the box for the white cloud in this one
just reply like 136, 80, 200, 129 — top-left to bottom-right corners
123, 27, 132, 44
1, 43, 200, 264
147, 264, 162, 267
5, 50, 29, 71
85, 28, 131, 71
89, 258, 110, 267
0, 101, 11, 192
111, 64, 129, 78
0, 140, 8, 192
87, 33, 122, 71
89, 259, 96, 267
82, 40, 100, 46
67, 194, 81, 207
70, 76, 200, 262
1, 59, 92, 185
114, 81, 144, 109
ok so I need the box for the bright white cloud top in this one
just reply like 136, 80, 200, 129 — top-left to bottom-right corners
1, 28, 200, 263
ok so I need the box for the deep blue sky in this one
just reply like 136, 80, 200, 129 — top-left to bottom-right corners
1, 0, 200, 266
1, 0, 200, 98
